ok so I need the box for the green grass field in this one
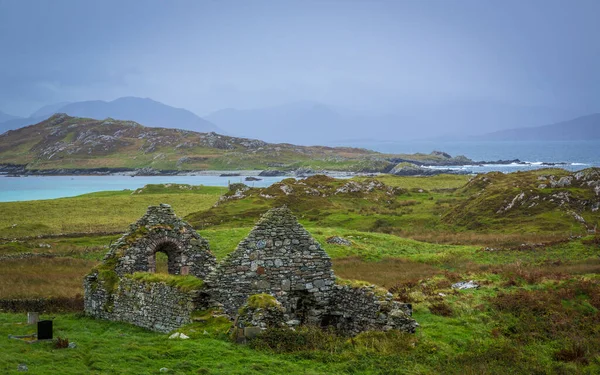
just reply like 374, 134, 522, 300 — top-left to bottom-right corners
1, 174, 600, 374
0, 185, 226, 238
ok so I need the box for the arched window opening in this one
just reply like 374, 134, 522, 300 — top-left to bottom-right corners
155, 251, 169, 274
147, 241, 182, 275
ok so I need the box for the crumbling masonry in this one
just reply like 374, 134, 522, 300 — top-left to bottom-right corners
84, 204, 417, 335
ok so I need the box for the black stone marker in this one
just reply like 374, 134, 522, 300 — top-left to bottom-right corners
37, 320, 53, 340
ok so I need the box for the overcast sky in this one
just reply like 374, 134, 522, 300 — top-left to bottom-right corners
1, 0, 598, 117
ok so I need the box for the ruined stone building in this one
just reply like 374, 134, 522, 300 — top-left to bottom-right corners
84, 204, 417, 335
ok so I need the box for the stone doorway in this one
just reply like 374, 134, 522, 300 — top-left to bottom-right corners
320, 314, 344, 329
291, 291, 315, 324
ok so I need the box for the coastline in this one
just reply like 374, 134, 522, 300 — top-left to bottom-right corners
0, 159, 577, 178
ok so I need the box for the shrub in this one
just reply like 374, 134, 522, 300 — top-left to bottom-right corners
429, 302, 453, 317
489, 280, 600, 364
0, 295, 84, 312
554, 341, 589, 364
54, 337, 69, 349
250, 326, 417, 356
389, 280, 419, 303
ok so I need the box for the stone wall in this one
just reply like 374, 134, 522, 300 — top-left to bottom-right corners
84, 204, 215, 332
84, 275, 203, 333
327, 285, 417, 335
107, 204, 216, 278
206, 206, 418, 335
84, 272, 111, 320
84, 204, 418, 336
112, 278, 201, 333
205, 206, 336, 317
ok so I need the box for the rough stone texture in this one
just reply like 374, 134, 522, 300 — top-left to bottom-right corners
206, 206, 417, 335
111, 278, 200, 333
84, 204, 215, 331
205, 206, 336, 318
84, 204, 418, 336
84, 275, 203, 332
107, 204, 216, 278
326, 236, 352, 246
83, 272, 113, 320
327, 285, 417, 335
452, 280, 480, 290
235, 295, 286, 330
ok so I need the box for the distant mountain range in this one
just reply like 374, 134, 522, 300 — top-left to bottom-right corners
477, 113, 600, 141
0, 110, 20, 123
205, 100, 579, 144
206, 102, 368, 145
1, 97, 596, 143
0, 97, 221, 134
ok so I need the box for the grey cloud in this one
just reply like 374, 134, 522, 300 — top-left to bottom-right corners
0, 0, 598, 124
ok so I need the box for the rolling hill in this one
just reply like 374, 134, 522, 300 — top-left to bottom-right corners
206, 100, 580, 144
0, 114, 472, 174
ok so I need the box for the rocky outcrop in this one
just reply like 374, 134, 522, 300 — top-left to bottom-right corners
259, 169, 287, 177
446, 168, 600, 231
389, 162, 465, 176
326, 236, 352, 246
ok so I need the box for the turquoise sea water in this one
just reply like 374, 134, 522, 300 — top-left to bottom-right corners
0, 175, 287, 202
1, 141, 598, 202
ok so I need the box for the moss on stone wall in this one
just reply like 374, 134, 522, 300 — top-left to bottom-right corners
243, 294, 281, 311
128, 272, 204, 292
92, 254, 120, 294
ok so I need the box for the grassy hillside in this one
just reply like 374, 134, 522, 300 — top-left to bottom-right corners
186, 170, 599, 243
0, 185, 226, 238
445, 168, 600, 232
0, 114, 472, 173
1, 173, 600, 373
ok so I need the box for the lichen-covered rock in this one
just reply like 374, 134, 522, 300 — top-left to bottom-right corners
452, 280, 479, 290
326, 236, 352, 246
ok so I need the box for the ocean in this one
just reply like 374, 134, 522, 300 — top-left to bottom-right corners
0, 175, 288, 203
1, 140, 598, 202
339, 140, 600, 173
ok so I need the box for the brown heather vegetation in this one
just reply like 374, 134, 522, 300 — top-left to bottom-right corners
0, 257, 98, 299
396, 230, 569, 247
331, 256, 442, 288
490, 280, 600, 365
